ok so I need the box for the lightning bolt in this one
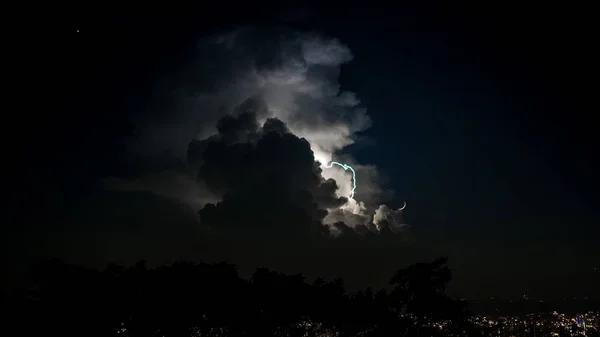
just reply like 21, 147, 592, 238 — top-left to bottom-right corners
324, 161, 357, 199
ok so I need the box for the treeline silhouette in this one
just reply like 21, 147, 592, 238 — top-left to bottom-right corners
7, 257, 476, 336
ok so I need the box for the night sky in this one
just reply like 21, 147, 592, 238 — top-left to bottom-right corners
6, 3, 598, 300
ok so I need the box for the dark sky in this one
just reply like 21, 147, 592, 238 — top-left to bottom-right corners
6, 3, 598, 300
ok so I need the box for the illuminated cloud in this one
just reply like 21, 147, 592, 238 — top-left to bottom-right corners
110, 26, 408, 235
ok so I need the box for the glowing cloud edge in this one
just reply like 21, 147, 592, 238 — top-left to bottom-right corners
324, 161, 357, 199
323, 161, 407, 212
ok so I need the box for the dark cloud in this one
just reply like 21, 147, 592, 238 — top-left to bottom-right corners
195, 101, 347, 241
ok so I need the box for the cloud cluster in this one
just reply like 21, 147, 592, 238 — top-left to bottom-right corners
189, 104, 346, 239
110, 26, 408, 237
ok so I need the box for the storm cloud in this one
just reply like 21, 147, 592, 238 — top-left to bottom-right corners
191, 106, 345, 239
108, 26, 408, 236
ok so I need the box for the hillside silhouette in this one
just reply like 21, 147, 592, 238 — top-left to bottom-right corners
6, 257, 475, 336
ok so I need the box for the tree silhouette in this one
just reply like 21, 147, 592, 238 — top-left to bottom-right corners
389, 257, 473, 336
14, 257, 475, 336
